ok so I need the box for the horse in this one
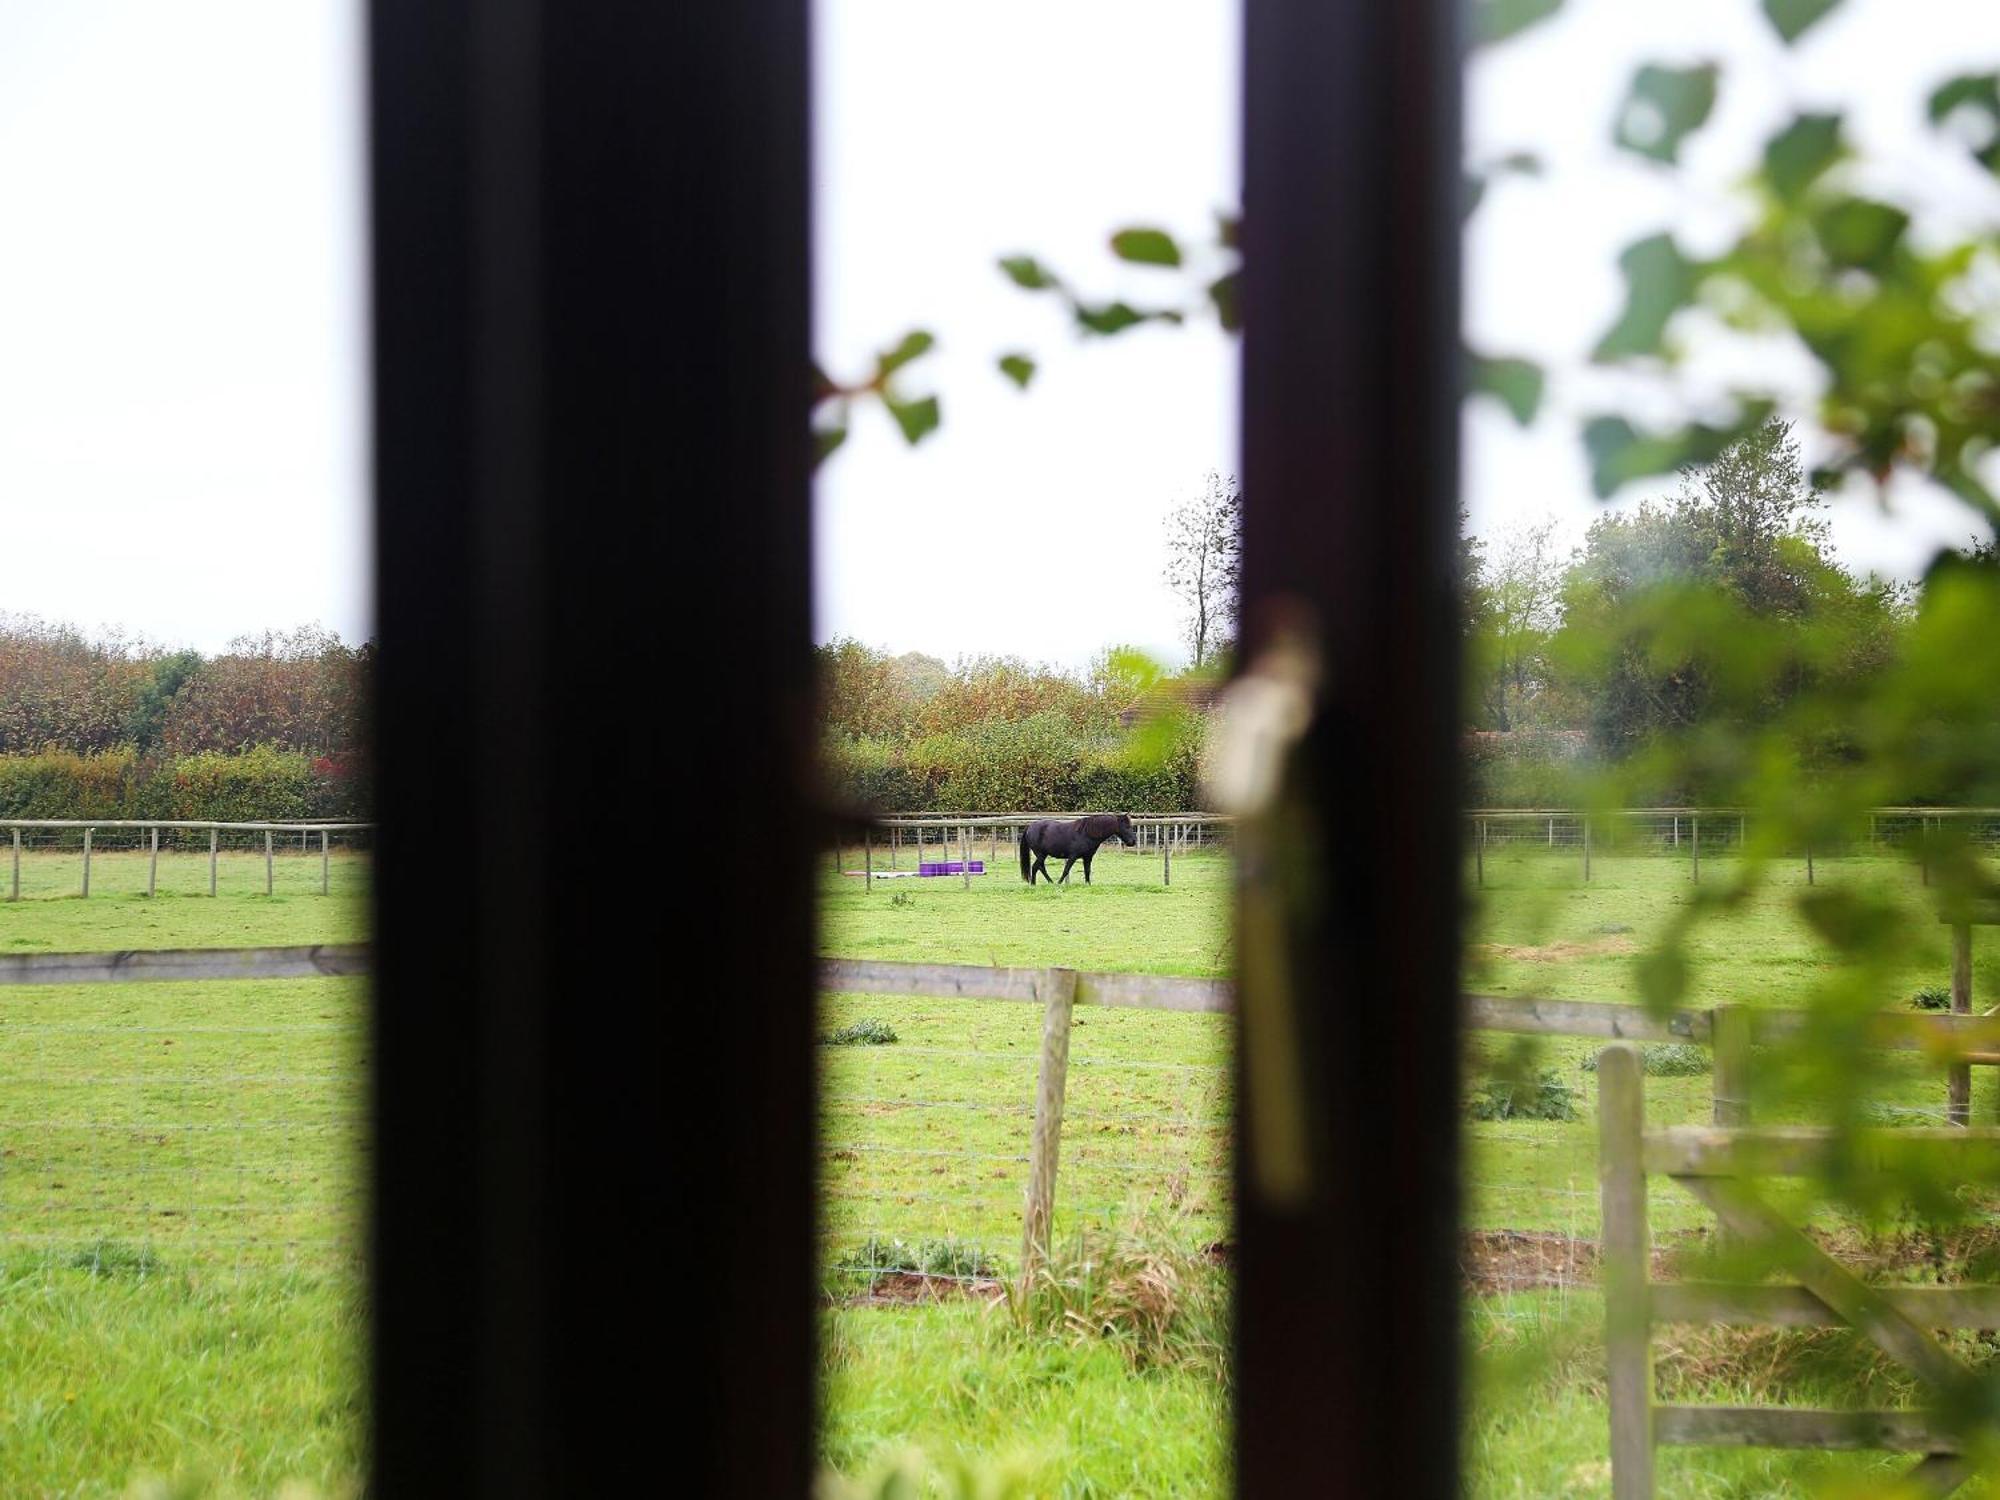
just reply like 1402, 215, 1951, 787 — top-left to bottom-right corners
1018, 813, 1138, 886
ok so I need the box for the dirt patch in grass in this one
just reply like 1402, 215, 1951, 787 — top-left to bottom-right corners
842, 1272, 1006, 1306
1480, 936, 1639, 963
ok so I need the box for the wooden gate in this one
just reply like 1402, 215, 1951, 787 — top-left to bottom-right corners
1597, 1043, 2000, 1497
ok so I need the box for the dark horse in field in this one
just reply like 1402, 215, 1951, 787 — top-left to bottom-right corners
1019, 813, 1137, 885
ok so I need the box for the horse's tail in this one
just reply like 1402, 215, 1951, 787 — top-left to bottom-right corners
1019, 825, 1033, 883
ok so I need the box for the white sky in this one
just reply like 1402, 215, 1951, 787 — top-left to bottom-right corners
0, 0, 368, 654
0, 2, 1988, 663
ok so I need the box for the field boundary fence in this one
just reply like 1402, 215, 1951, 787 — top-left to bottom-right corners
1467, 805, 2000, 887
0, 941, 373, 1277
834, 807, 2000, 891
1597, 1043, 2000, 1497
2, 820, 373, 901
819, 956, 2000, 1295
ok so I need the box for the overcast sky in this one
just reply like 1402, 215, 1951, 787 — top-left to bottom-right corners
0, 0, 367, 654
0, 2, 1989, 663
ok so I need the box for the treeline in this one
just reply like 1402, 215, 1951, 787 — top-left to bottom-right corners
1461, 420, 1994, 806
821, 423, 2000, 815
0, 619, 369, 820
818, 643, 1210, 812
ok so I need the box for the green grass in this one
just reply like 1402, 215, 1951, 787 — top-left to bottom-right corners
7, 841, 1996, 1494
819, 845, 2000, 1496
0, 852, 367, 1498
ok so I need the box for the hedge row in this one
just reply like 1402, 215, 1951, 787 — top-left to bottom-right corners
824, 711, 1207, 814
0, 746, 367, 827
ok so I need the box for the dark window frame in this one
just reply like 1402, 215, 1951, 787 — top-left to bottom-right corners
368, 0, 1458, 1492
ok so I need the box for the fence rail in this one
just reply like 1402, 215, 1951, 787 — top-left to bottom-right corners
1597, 1043, 2000, 1496
4, 820, 373, 901
817, 956, 2000, 1288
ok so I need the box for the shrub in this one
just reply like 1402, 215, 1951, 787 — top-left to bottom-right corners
1004, 1215, 1228, 1381
0, 747, 140, 819
821, 1019, 898, 1047
1911, 985, 1953, 1011
1468, 1068, 1578, 1122
1579, 1043, 1711, 1077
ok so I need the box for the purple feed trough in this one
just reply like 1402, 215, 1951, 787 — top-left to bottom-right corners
918, 860, 983, 876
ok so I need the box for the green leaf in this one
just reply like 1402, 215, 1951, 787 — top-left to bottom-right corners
1592, 233, 1700, 362
1761, 0, 1842, 43
1761, 112, 1843, 201
998, 256, 1058, 291
1472, 0, 1563, 48
1927, 74, 2000, 174
1109, 228, 1182, 268
997, 354, 1036, 390
812, 421, 849, 468
1813, 197, 1908, 269
884, 394, 940, 447
874, 329, 935, 381
1073, 302, 1180, 337
1207, 271, 1241, 332
1467, 352, 1545, 426
1581, 411, 1765, 497
1613, 63, 1718, 165
1635, 942, 1689, 1012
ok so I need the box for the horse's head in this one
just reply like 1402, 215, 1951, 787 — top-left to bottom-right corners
1116, 812, 1138, 846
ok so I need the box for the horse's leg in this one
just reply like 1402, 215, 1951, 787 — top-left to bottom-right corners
1083, 851, 1094, 884
1031, 851, 1050, 885
1059, 857, 1076, 884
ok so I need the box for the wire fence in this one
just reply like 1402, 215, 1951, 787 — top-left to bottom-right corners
819, 991, 1232, 1294
1, 820, 372, 901
0, 965, 367, 1278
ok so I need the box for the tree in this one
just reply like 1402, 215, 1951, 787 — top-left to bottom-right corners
1163, 471, 1241, 669
1466, 517, 1568, 732
1554, 420, 1902, 771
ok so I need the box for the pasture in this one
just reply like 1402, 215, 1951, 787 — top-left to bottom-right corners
3, 839, 1995, 1495
0, 847, 367, 1499
820, 842, 2000, 1497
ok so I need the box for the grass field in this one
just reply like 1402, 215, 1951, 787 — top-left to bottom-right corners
4, 840, 1996, 1495
819, 843, 2000, 1497
0, 849, 367, 1499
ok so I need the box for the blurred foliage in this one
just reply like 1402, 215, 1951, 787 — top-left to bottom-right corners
816, 0, 2000, 1469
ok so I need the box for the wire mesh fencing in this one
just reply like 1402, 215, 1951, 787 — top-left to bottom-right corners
0, 971, 367, 1279
818, 983, 1231, 1298
1466, 807, 2000, 890
1, 821, 371, 901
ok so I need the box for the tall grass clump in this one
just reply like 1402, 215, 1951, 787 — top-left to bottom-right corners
1003, 1216, 1228, 1382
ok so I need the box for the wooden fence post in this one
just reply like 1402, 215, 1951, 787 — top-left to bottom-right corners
1950, 922, 1972, 1127
208, 827, 218, 897
9, 828, 17, 902
1805, 843, 1814, 887
961, 825, 970, 890
1692, 814, 1700, 886
1476, 817, 1485, 888
1598, 1043, 1655, 1500
1021, 967, 1078, 1280
148, 826, 159, 898
265, 830, 274, 896
1583, 817, 1592, 883
81, 826, 92, 898
321, 829, 330, 896
864, 828, 873, 893
1163, 830, 1172, 887
1711, 1004, 1750, 1128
